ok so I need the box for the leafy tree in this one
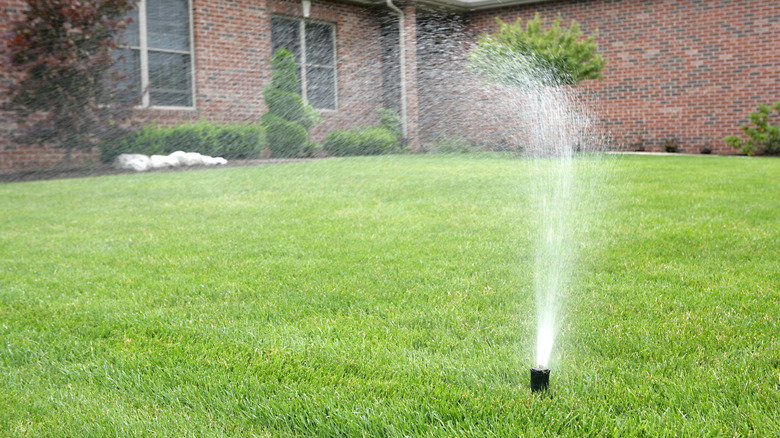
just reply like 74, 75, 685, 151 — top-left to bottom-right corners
5, 0, 139, 162
261, 49, 320, 157
469, 13, 605, 89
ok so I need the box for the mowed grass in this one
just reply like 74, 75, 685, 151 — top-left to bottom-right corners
0, 154, 778, 437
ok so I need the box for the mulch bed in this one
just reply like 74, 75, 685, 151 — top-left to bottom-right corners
0, 158, 324, 184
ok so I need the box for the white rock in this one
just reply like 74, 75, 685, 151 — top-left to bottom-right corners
167, 151, 187, 166
150, 154, 180, 169
113, 154, 151, 172
202, 156, 227, 166
115, 151, 226, 171
178, 152, 205, 166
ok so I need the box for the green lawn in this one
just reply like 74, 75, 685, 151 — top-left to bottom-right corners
1, 154, 778, 436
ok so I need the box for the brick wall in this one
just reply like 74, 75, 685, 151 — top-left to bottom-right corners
460, 0, 780, 154
5, 0, 775, 170
0, 0, 394, 170
402, 3, 421, 151
263, 0, 392, 141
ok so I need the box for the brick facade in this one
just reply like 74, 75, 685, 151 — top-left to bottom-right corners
461, 0, 780, 154
2, 0, 779, 170
0, 0, 408, 170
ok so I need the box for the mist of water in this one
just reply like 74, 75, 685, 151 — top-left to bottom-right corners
461, 35, 612, 367
524, 84, 610, 369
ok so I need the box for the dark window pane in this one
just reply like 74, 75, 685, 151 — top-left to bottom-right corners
305, 22, 333, 66
306, 66, 335, 109
119, 8, 140, 46
146, 0, 190, 51
148, 51, 192, 106
271, 17, 336, 109
271, 16, 302, 95
112, 48, 141, 103
271, 17, 300, 63
150, 91, 191, 107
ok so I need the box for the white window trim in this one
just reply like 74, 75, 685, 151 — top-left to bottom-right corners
273, 15, 337, 111
127, 0, 196, 110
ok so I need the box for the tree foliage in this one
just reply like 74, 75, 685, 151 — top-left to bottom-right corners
469, 13, 605, 89
4, 0, 139, 161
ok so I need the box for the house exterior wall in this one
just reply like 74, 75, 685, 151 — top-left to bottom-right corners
3, 0, 779, 170
402, 2, 421, 150
0, 0, 401, 170
453, 0, 780, 154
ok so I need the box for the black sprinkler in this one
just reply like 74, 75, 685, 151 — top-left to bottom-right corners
530, 367, 550, 392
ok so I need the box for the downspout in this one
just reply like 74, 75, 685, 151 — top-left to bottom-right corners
386, 0, 408, 139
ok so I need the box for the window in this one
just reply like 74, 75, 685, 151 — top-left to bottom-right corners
271, 16, 336, 110
115, 0, 194, 107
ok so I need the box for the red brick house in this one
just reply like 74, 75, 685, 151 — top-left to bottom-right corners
1, 0, 778, 170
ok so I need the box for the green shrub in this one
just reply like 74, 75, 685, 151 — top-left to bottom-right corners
267, 48, 298, 94
323, 126, 399, 157
469, 13, 604, 89
262, 113, 310, 158
322, 130, 359, 157
261, 49, 319, 157
376, 108, 402, 138
100, 121, 265, 163
662, 137, 680, 153
360, 126, 398, 155
264, 87, 307, 126
427, 134, 483, 154
725, 101, 780, 155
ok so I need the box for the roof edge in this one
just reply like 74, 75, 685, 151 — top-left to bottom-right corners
337, 0, 553, 12
418, 0, 553, 12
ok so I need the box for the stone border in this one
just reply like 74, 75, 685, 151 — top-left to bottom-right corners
0, 158, 327, 184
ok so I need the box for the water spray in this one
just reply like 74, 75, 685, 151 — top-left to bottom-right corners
532, 307, 555, 392
530, 366, 550, 392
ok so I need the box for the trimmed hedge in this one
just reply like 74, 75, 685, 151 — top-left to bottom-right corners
261, 112, 310, 158
261, 49, 320, 158
427, 134, 484, 154
323, 125, 399, 157
100, 121, 265, 163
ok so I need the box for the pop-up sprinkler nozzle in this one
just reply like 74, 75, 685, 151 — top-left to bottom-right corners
530, 367, 550, 392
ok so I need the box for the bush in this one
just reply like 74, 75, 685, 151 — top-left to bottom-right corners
376, 108, 402, 138
323, 126, 399, 157
725, 102, 780, 155
662, 137, 680, 153
264, 87, 307, 126
469, 13, 604, 89
262, 113, 310, 158
261, 49, 319, 157
427, 134, 483, 154
100, 121, 265, 163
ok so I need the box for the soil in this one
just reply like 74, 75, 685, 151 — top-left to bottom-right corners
0, 158, 324, 184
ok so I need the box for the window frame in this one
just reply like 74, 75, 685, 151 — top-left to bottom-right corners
122, 0, 196, 109
271, 15, 338, 111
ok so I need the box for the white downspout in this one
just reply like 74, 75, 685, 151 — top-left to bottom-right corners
302, 0, 310, 17
386, 0, 408, 139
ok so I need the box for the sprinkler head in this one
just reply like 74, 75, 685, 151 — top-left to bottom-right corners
530, 366, 550, 392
